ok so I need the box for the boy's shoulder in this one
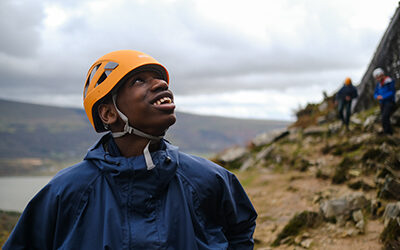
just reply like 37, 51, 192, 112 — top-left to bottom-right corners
48, 160, 100, 195
177, 151, 229, 176
175, 151, 234, 192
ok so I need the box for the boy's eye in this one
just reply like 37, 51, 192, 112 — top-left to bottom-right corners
131, 78, 145, 85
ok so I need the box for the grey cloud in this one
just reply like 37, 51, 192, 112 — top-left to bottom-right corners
0, 0, 44, 57
0, 0, 395, 110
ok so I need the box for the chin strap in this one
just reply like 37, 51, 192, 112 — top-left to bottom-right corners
111, 94, 163, 140
111, 93, 161, 170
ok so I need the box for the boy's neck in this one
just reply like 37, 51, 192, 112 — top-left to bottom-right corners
114, 135, 158, 157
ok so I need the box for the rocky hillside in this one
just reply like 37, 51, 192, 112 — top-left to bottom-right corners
214, 94, 400, 249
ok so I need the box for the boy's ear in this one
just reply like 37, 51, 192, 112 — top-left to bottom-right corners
98, 103, 118, 125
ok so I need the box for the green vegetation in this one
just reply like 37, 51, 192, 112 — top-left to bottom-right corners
0, 210, 21, 247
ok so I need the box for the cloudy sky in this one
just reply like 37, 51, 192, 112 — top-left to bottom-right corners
0, 0, 398, 121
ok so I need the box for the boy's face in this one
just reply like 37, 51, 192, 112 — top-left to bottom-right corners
115, 71, 176, 136
375, 74, 384, 82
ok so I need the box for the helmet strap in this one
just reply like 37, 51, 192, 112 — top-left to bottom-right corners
111, 93, 163, 141
111, 93, 162, 171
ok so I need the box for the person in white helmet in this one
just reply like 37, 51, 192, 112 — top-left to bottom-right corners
372, 67, 396, 135
3, 50, 257, 249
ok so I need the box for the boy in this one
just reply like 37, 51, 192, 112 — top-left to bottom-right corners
4, 50, 257, 249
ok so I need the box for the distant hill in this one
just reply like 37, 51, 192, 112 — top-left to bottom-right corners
0, 99, 289, 175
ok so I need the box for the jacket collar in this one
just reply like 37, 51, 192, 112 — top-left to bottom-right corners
84, 133, 179, 176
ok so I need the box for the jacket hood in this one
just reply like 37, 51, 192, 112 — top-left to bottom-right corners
84, 133, 179, 191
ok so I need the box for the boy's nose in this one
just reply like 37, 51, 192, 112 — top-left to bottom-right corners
150, 78, 169, 92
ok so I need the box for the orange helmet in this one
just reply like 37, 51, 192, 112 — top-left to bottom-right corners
83, 50, 169, 132
344, 77, 352, 85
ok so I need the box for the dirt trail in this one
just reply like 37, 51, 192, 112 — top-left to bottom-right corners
237, 168, 383, 249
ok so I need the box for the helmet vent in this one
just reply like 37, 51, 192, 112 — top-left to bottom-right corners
84, 64, 100, 98
95, 72, 107, 87
104, 61, 119, 70
94, 62, 119, 88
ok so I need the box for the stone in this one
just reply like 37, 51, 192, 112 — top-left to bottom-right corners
383, 202, 400, 227
239, 157, 255, 172
363, 115, 377, 128
349, 133, 373, 144
320, 198, 348, 219
355, 220, 365, 233
319, 101, 328, 112
303, 126, 328, 136
379, 176, 400, 200
218, 146, 247, 163
352, 210, 363, 223
328, 121, 342, 134
320, 193, 369, 220
251, 129, 289, 147
380, 217, 400, 250
350, 117, 363, 125
300, 238, 313, 249
255, 145, 275, 161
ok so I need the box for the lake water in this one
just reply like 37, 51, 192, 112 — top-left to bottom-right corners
0, 176, 53, 212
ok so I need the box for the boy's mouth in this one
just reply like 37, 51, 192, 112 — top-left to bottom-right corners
153, 96, 173, 106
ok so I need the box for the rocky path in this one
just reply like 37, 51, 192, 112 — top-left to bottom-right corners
237, 168, 384, 249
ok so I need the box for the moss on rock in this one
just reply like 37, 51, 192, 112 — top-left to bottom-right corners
271, 211, 321, 247
380, 218, 400, 250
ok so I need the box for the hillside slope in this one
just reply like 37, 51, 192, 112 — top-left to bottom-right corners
0, 99, 289, 175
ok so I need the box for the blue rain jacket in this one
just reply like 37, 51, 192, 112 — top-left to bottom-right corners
374, 76, 396, 104
4, 134, 257, 249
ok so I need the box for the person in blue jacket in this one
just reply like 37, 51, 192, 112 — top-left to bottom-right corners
335, 77, 358, 129
373, 68, 396, 135
3, 50, 257, 249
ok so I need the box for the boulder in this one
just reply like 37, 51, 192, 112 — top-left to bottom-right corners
348, 133, 373, 144
383, 202, 400, 227
217, 146, 247, 163
255, 145, 275, 161
303, 126, 328, 136
363, 115, 378, 128
380, 217, 400, 250
319, 101, 328, 112
352, 210, 365, 233
320, 193, 369, 222
239, 157, 255, 172
251, 129, 289, 147
379, 176, 400, 200
350, 117, 363, 125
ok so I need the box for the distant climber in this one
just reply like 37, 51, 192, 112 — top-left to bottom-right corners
373, 68, 396, 135
335, 77, 358, 129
